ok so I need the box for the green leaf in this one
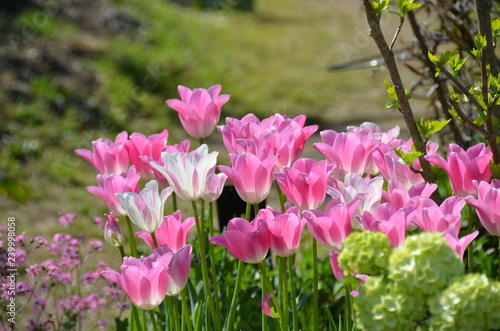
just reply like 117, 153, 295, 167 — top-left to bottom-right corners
416, 118, 451, 140
472, 34, 487, 59
394, 148, 423, 166
370, 0, 391, 18
396, 0, 421, 16
448, 54, 468, 77
473, 111, 489, 126
384, 80, 400, 110
492, 18, 500, 40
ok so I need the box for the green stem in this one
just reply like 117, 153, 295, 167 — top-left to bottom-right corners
312, 239, 319, 331
149, 310, 159, 331
151, 232, 159, 249
181, 290, 193, 331
192, 201, 221, 331
257, 262, 282, 317
344, 284, 352, 331
208, 202, 222, 318
227, 260, 245, 331
276, 185, 287, 213
288, 256, 298, 331
172, 193, 178, 213
125, 216, 139, 257
279, 257, 289, 331
131, 305, 142, 331
118, 246, 126, 259
262, 275, 268, 331
171, 297, 181, 331
253, 203, 260, 217
467, 204, 475, 272
142, 310, 147, 331
245, 203, 252, 221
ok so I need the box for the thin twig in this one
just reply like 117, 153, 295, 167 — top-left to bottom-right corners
390, 18, 405, 50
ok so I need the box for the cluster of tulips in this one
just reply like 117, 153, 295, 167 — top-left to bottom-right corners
76, 84, 500, 330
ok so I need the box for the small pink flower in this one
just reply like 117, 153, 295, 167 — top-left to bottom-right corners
262, 293, 275, 318
274, 158, 334, 210
58, 213, 77, 227
136, 210, 195, 251
101, 248, 172, 310
219, 153, 277, 204
465, 180, 500, 236
210, 218, 269, 264
86, 166, 141, 215
166, 85, 231, 139
75, 131, 129, 174
425, 143, 492, 197
303, 199, 361, 251
259, 207, 306, 257
126, 130, 169, 180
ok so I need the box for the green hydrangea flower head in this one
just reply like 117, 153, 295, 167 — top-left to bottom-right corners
354, 276, 426, 331
389, 232, 463, 298
338, 231, 392, 276
429, 274, 500, 331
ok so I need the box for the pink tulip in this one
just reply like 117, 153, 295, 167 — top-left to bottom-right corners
141, 140, 191, 187
408, 196, 465, 235
465, 180, 500, 236
101, 247, 172, 310
259, 207, 306, 257
150, 144, 218, 201
328, 173, 384, 229
217, 114, 317, 169
382, 180, 437, 211
275, 159, 334, 210
425, 143, 492, 196
104, 213, 124, 247
219, 153, 277, 204
126, 130, 169, 180
210, 218, 269, 264
358, 205, 412, 248
346, 122, 401, 175
303, 199, 361, 251
115, 180, 173, 233
372, 145, 425, 189
442, 228, 479, 261
329, 251, 346, 281
136, 210, 195, 251
202, 172, 228, 203
156, 245, 193, 296
75, 131, 129, 175
313, 130, 379, 179
86, 166, 141, 215
166, 85, 231, 139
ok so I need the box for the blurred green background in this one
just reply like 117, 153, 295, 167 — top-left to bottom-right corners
0, 0, 416, 234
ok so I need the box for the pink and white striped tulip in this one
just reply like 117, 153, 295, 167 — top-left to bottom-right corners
75, 131, 129, 175
202, 172, 228, 203
136, 210, 195, 251
425, 143, 492, 197
104, 213, 124, 247
210, 218, 269, 264
101, 247, 172, 310
166, 85, 231, 139
115, 180, 173, 233
150, 144, 218, 201
274, 159, 334, 210
86, 166, 141, 215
